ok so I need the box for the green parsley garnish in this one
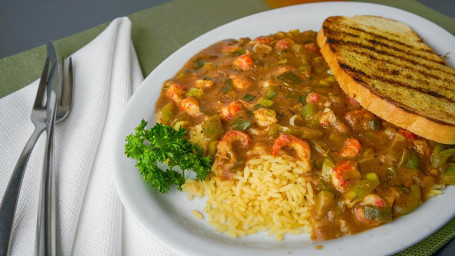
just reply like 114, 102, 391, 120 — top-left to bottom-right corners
125, 120, 211, 193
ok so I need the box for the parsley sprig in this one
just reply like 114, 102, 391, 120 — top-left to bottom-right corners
125, 120, 211, 193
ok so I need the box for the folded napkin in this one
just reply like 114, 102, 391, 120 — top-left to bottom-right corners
0, 17, 176, 256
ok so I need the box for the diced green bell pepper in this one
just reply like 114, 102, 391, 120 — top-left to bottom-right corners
345, 179, 380, 208
441, 163, 455, 185
202, 115, 223, 140
393, 185, 422, 215
431, 148, 455, 168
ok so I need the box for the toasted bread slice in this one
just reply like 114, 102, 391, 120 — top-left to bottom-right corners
317, 15, 455, 144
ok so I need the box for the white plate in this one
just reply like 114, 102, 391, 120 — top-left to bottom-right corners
114, 2, 455, 256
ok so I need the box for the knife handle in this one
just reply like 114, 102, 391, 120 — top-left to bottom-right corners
0, 125, 45, 256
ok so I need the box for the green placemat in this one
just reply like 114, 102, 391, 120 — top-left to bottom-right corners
0, 0, 454, 255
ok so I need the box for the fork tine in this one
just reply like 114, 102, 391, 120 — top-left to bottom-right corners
59, 57, 73, 107
34, 57, 49, 108
58, 57, 65, 107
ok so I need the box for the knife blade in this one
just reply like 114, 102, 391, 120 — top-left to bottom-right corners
35, 41, 60, 256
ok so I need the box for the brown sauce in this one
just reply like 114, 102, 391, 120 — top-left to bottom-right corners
155, 29, 455, 240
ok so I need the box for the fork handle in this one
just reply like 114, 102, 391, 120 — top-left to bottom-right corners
0, 125, 45, 256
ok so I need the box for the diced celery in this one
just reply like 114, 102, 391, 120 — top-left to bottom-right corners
300, 103, 316, 119
258, 97, 274, 108
160, 102, 178, 125
186, 88, 204, 99
207, 140, 218, 158
366, 172, 379, 182
315, 191, 335, 217
265, 87, 277, 99
364, 206, 393, 222
321, 157, 335, 183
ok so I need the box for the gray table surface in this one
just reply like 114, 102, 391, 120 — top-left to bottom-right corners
1, 0, 454, 255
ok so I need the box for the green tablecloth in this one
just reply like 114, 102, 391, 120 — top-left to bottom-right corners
1, 0, 454, 255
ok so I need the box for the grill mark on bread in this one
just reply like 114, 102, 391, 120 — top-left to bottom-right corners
326, 37, 455, 77
348, 47, 455, 84
338, 60, 455, 103
324, 17, 436, 53
323, 26, 446, 65
339, 61, 455, 125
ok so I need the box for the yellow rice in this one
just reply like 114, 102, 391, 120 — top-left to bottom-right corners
182, 154, 315, 241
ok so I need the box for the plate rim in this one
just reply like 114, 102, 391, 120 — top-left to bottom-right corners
114, 2, 455, 256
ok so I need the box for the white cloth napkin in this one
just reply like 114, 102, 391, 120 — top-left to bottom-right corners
0, 17, 177, 256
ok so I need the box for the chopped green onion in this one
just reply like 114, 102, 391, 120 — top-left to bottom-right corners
300, 95, 307, 105
369, 120, 381, 130
221, 79, 233, 93
242, 94, 256, 102
193, 58, 205, 69
232, 48, 246, 56
231, 118, 252, 131
277, 72, 302, 85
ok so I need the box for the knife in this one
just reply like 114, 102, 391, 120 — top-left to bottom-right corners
35, 41, 60, 256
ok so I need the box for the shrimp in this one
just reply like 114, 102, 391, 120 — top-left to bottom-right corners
272, 134, 311, 169
166, 82, 184, 103
319, 108, 337, 127
304, 42, 319, 52
331, 161, 361, 193
179, 97, 201, 117
252, 36, 273, 45
306, 92, 331, 108
195, 79, 214, 89
233, 54, 253, 70
253, 108, 277, 127
339, 138, 362, 158
220, 101, 244, 120
354, 194, 389, 226
214, 130, 252, 179
274, 38, 294, 51
230, 75, 251, 90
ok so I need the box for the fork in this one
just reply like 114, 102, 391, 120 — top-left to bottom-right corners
0, 57, 73, 256
36, 57, 73, 256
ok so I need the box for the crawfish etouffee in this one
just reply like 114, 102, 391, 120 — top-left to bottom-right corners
152, 29, 455, 241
